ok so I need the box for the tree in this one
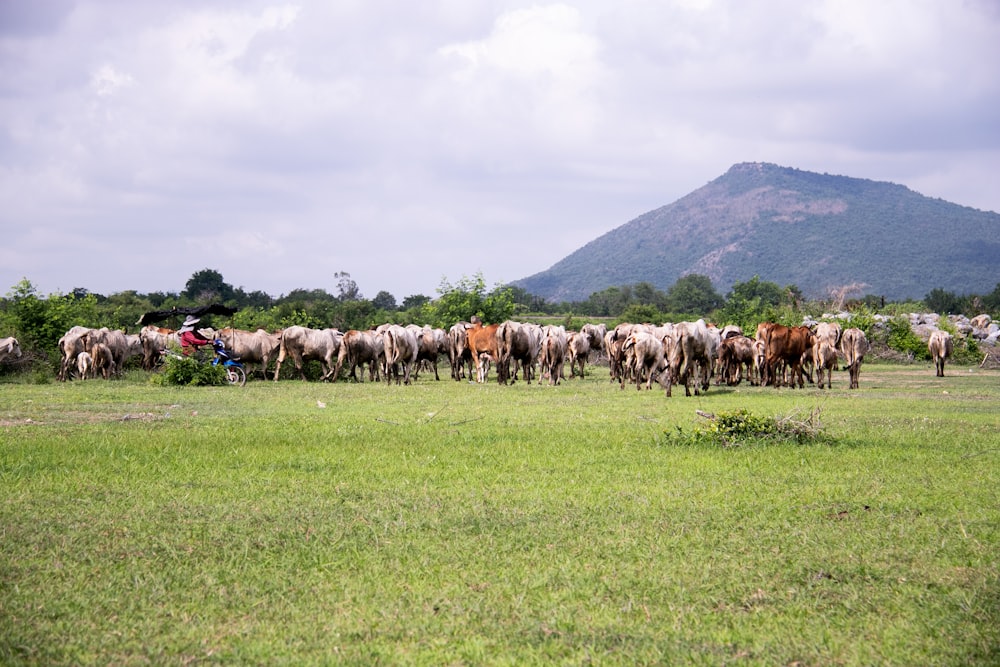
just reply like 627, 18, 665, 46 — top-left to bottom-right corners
430, 273, 514, 328
981, 283, 1000, 314
401, 294, 431, 310
334, 271, 361, 302
828, 282, 869, 311
4, 279, 99, 354
372, 291, 398, 312
581, 286, 629, 317
183, 269, 235, 303
718, 276, 786, 331
632, 282, 669, 311
665, 274, 723, 315
924, 288, 961, 315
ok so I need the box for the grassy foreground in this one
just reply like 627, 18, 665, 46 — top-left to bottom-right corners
1, 364, 998, 666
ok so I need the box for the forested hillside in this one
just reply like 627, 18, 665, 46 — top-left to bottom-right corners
513, 162, 1000, 302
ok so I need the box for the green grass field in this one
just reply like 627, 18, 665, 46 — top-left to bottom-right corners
1, 363, 998, 665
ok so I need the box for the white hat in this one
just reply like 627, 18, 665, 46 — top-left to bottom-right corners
182, 315, 200, 326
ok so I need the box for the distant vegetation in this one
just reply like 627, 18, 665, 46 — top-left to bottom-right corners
513, 162, 1000, 302
2, 268, 997, 377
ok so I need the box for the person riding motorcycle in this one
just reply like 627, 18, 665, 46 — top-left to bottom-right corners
178, 316, 213, 355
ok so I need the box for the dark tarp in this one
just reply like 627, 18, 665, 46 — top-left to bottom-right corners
136, 304, 238, 326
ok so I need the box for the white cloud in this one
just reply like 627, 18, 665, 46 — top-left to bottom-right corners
1, 0, 998, 300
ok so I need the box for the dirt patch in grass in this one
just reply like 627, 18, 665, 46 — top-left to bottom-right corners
1, 407, 177, 427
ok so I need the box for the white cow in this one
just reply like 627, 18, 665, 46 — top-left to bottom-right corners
0, 337, 22, 365
381, 324, 419, 385
76, 351, 94, 379
840, 328, 869, 389
274, 326, 343, 381
928, 330, 953, 377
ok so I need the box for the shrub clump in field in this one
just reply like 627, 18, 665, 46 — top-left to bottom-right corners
666, 408, 825, 447
153, 355, 227, 386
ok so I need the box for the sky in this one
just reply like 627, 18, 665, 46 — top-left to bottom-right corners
2, 0, 999, 302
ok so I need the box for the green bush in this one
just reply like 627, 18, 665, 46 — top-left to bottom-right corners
886, 316, 931, 360
154, 355, 227, 386
665, 408, 825, 447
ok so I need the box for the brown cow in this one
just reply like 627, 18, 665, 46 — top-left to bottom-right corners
760, 323, 814, 388
840, 327, 869, 389
466, 317, 501, 384
90, 342, 114, 380
717, 335, 757, 386
567, 331, 590, 379
333, 329, 382, 382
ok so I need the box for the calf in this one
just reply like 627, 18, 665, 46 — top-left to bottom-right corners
76, 351, 93, 379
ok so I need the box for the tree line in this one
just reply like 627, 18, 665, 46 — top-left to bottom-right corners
2, 268, 998, 370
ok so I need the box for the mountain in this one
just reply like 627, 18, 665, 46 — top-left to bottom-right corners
512, 162, 1000, 302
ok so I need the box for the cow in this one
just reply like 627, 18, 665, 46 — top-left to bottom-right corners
466, 317, 501, 384
58, 326, 92, 381
0, 337, 22, 366
717, 335, 757, 386
928, 330, 953, 377
515, 323, 544, 382
580, 323, 606, 362
139, 326, 179, 369
667, 319, 715, 397
970, 314, 991, 330
814, 321, 843, 350
567, 330, 590, 378
806, 321, 843, 383
381, 324, 419, 385
812, 340, 839, 389
409, 325, 448, 381
124, 333, 143, 369
218, 328, 281, 380
333, 329, 382, 382
758, 323, 814, 389
539, 326, 567, 386
274, 326, 343, 381
495, 320, 538, 384
90, 342, 115, 380
448, 322, 474, 381
83, 328, 130, 378
76, 351, 94, 379
622, 331, 669, 391
719, 324, 743, 340
840, 327, 869, 389
605, 323, 636, 385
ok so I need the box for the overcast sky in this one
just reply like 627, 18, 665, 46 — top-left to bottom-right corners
2, 1, 998, 302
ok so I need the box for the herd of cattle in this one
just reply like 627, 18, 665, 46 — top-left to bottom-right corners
0, 316, 961, 394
